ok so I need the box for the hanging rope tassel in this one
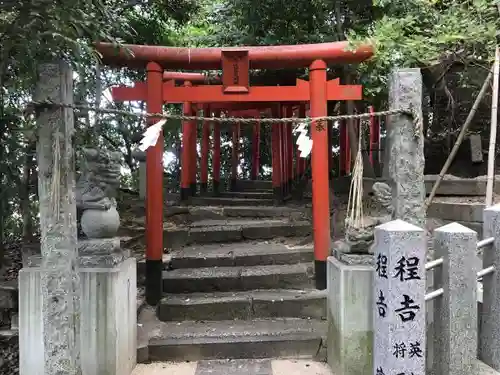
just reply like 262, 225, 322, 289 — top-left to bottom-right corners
346, 120, 365, 230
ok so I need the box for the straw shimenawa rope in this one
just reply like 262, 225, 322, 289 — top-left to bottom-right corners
346, 120, 365, 230
26, 100, 417, 129
30, 101, 420, 225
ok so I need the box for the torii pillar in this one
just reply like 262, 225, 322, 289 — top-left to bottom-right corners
310, 60, 330, 289
145, 62, 164, 304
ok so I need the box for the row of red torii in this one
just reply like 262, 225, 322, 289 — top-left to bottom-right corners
96, 41, 376, 304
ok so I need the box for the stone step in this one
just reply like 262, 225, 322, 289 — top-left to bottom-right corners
422, 176, 500, 196
157, 289, 326, 321
188, 196, 275, 206
127, 204, 306, 223
169, 241, 314, 269
146, 318, 326, 362
136, 242, 314, 276
235, 180, 273, 191
221, 205, 306, 218
137, 205, 306, 222
217, 191, 275, 199
162, 263, 314, 293
239, 188, 274, 193
427, 200, 484, 223
185, 205, 305, 219
331, 176, 500, 197
163, 219, 312, 249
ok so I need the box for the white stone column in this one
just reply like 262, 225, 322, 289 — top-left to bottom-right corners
373, 219, 426, 375
479, 204, 500, 370
433, 222, 478, 375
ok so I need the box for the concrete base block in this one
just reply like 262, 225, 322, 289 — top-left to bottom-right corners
326, 256, 373, 375
19, 257, 137, 375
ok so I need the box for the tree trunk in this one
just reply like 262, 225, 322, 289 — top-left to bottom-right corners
21, 140, 36, 243
0, 120, 5, 267
0, 189, 4, 268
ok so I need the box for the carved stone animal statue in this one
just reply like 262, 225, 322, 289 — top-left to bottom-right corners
371, 181, 393, 217
76, 148, 122, 238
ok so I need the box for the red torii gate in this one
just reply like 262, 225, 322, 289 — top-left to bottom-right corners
182, 99, 275, 196
97, 41, 373, 304
223, 108, 262, 187
189, 105, 265, 193
201, 103, 306, 197
195, 103, 300, 197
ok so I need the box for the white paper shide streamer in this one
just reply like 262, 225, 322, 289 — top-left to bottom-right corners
294, 121, 312, 158
138, 119, 166, 152
140, 118, 313, 156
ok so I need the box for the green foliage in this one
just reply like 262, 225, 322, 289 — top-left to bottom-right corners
1, 0, 499, 256
375, 0, 497, 66
0, 0, 198, 251
350, 0, 499, 100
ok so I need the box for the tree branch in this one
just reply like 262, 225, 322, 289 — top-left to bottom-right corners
100, 133, 121, 150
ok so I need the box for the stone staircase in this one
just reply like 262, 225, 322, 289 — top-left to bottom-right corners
136, 180, 327, 363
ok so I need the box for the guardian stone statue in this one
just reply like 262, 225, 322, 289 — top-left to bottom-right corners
76, 148, 122, 238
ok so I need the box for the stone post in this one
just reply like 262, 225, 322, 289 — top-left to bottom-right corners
19, 65, 137, 374
373, 219, 426, 375
132, 150, 147, 199
386, 68, 425, 228
469, 134, 484, 163
19, 61, 82, 374
433, 223, 478, 375
479, 203, 500, 370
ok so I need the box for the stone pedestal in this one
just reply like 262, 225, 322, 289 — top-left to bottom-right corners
327, 255, 374, 375
19, 240, 137, 375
